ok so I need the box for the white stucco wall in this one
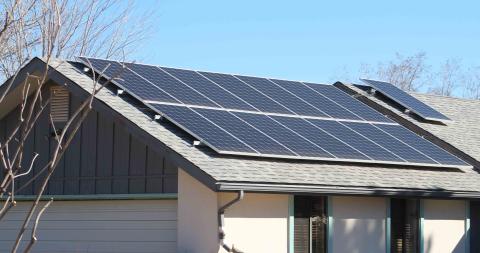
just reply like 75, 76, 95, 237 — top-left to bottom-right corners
177, 169, 289, 253
423, 199, 467, 253
219, 192, 289, 253
177, 169, 219, 253
331, 196, 386, 253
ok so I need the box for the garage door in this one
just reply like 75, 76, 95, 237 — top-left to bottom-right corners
0, 200, 177, 253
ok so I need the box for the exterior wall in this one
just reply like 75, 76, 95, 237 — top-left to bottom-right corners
331, 196, 386, 253
177, 169, 219, 253
177, 169, 289, 253
0, 88, 177, 195
423, 199, 467, 253
0, 200, 177, 253
219, 192, 289, 253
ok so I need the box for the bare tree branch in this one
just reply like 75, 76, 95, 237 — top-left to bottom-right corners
361, 52, 428, 92
23, 198, 53, 253
0, 1, 153, 251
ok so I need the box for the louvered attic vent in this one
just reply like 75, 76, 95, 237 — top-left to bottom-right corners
50, 86, 70, 123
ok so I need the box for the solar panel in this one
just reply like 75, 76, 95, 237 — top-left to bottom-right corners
303, 82, 393, 123
234, 75, 329, 118
80, 57, 177, 102
360, 79, 451, 122
160, 67, 256, 111
268, 79, 360, 120
198, 71, 292, 114
272, 116, 369, 160
77, 57, 469, 168
234, 112, 334, 157
151, 104, 256, 154
194, 108, 295, 156
344, 122, 437, 164
376, 124, 466, 165
306, 119, 403, 162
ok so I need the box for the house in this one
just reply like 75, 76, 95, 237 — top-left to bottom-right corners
0, 57, 479, 253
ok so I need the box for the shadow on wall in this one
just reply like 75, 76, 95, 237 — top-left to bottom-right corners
334, 217, 385, 253
332, 197, 386, 253
422, 198, 466, 253
424, 230, 466, 253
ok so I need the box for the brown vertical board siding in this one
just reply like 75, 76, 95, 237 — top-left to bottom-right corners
80, 111, 97, 194
18, 129, 35, 195
112, 124, 130, 193
49, 133, 66, 195
1, 87, 178, 196
95, 113, 114, 194
63, 96, 82, 194
5, 107, 20, 164
129, 137, 147, 193
146, 146, 164, 193
163, 156, 178, 193
33, 106, 51, 194
5, 107, 28, 194
0, 118, 4, 141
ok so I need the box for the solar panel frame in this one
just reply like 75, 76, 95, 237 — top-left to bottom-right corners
125, 63, 220, 107
77, 57, 470, 169
304, 82, 394, 123
360, 79, 451, 122
150, 104, 259, 154
194, 108, 297, 156
343, 122, 439, 164
307, 119, 406, 162
376, 124, 467, 165
78, 57, 179, 103
234, 75, 330, 118
151, 104, 467, 168
198, 71, 294, 114
272, 116, 371, 160
234, 112, 335, 158
269, 79, 363, 121
160, 67, 258, 111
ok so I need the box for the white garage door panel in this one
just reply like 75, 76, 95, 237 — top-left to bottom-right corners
0, 241, 177, 253
0, 200, 177, 253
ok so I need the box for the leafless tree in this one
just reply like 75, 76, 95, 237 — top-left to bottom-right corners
0, 0, 152, 81
361, 52, 428, 92
0, 0, 152, 252
428, 59, 462, 97
462, 67, 480, 100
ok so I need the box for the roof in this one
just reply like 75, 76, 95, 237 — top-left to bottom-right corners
7, 58, 480, 198
352, 86, 480, 163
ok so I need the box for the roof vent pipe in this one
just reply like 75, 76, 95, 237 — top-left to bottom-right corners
218, 190, 244, 253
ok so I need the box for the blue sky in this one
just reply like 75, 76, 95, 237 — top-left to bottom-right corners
132, 0, 479, 84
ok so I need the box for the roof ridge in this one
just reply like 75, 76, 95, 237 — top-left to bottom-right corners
409, 91, 480, 103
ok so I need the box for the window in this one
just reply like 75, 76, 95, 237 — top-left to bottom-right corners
294, 196, 327, 253
391, 198, 419, 253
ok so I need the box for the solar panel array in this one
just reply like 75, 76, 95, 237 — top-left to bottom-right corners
78, 57, 468, 168
360, 79, 451, 122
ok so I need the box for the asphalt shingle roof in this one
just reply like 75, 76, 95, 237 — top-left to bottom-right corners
48, 59, 480, 194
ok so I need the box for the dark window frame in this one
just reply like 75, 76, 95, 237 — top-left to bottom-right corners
390, 198, 420, 253
294, 196, 327, 253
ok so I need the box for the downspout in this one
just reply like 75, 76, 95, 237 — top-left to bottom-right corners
218, 190, 245, 253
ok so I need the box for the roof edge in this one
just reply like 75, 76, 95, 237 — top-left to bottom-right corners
217, 182, 480, 199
